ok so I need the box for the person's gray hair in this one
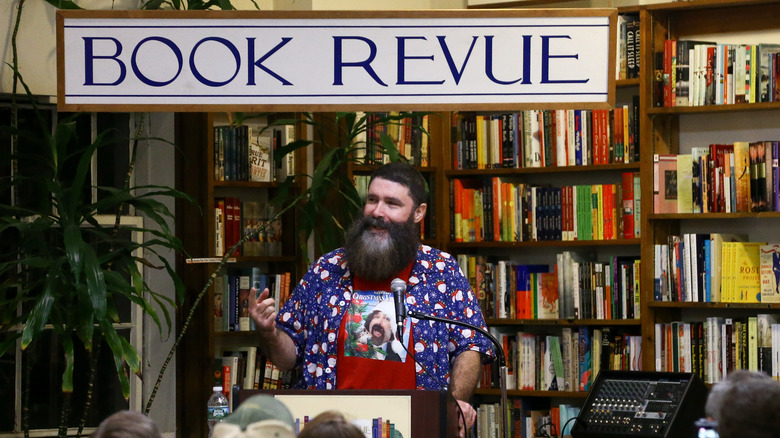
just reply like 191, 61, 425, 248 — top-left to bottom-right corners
705, 370, 772, 420
91, 411, 162, 438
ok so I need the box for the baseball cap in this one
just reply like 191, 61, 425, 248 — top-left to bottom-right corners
212, 395, 295, 438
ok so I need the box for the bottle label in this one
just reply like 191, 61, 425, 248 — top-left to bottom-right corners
207, 406, 229, 420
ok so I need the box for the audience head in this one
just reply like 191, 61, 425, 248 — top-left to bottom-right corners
704, 370, 780, 438
704, 370, 772, 420
212, 394, 295, 438
297, 411, 364, 438
91, 410, 161, 438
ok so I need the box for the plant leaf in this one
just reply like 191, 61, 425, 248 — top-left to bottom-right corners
61, 336, 75, 393
20, 272, 57, 350
101, 321, 131, 399
43, 0, 83, 9
63, 224, 84, 289
82, 243, 107, 320
121, 337, 141, 376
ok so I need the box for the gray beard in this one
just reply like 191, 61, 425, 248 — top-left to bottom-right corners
344, 215, 420, 282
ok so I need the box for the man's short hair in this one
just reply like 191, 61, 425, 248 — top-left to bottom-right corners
369, 162, 427, 207
705, 370, 772, 420
717, 372, 780, 438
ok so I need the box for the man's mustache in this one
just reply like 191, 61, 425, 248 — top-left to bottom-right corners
363, 217, 390, 230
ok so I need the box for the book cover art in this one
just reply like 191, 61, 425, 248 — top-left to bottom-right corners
760, 244, 780, 303
691, 147, 709, 213
537, 272, 559, 319
734, 241, 767, 303
249, 129, 272, 182
676, 154, 693, 213
757, 313, 779, 374
343, 290, 409, 363
710, 233, 747, 303
214, 274, 225, 332
654, 154, 678, 213
757, 44, 780, 102
238, 273, 251, 331
578, 326, 592, 391
750, 141, 770, 212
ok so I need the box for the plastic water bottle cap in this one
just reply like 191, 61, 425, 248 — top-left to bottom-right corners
213, 386, 223, 392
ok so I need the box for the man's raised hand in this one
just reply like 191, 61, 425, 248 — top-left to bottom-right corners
248, 287, 276, 335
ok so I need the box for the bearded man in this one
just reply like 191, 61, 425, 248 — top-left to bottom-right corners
249, 162, 494, 437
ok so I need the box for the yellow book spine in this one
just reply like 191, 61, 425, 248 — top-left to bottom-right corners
597, 184, 604, 240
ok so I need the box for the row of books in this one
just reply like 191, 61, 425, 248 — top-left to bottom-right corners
356, 418, 398, 438
659, 39, 780, 107
653, 141, 780, 214
353, 111, 430, 167
215, 347, 297, 411
654, 314, 780, 384
481, 327, 642, 393
450, 103, 639, 171
459, 252, 641, 321
214, 198, 282, 257
214, 268, 292, 332
476, 401, 580, 438
451, 172, 641, 244
213, 123, 296, 182
615, 13, 640, 80
653, 233, 780, 303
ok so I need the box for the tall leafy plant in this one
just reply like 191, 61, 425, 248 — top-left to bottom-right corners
0, 75, 194, 436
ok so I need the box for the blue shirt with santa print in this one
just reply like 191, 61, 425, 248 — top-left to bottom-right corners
275, 244, 495, 390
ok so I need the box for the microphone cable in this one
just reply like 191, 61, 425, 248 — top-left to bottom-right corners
395, 321, 471, 437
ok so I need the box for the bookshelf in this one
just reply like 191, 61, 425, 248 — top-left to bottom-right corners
441, 7, 652, 436
171, 4, 780, 436
173, 112, 306, 438
441, 10, 644, 435
640, 0, 780, 383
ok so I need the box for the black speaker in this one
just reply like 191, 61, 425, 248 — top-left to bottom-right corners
571, 370, 707, 438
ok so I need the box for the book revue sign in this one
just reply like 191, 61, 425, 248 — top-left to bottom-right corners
56, 10, 615, 111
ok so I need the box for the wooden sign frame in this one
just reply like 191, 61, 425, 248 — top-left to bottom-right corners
57, 9, 616, 112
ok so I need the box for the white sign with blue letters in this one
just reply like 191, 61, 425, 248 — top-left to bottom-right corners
57, 10, 615, 111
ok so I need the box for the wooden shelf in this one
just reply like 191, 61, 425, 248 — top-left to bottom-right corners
616, 78, 640, 88
475, 388, 588, 398
648, 101, 780, 115
485, 318, 641, 327
445, 162, 640, 177
231, 255, 300, 263
352, 164, 439, 174
649, 301, 780, 310
649, 212, 780, 220
448, 238, 640, 249
645, 0, 780, 12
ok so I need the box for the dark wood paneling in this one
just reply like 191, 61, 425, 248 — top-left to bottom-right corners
175, 112, 211, 438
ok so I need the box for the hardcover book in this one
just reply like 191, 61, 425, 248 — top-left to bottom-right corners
760, 244, 780, 303
654, 154, 678, 213
733, 241, 766, 303
249, 128, 272, 182
676, 154, 693, 213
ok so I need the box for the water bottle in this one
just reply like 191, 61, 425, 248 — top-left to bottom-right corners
207, 386, 230, 437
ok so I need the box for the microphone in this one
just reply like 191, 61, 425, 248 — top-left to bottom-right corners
390, 278, 407, 332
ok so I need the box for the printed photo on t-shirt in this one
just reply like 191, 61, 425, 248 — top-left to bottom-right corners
344, 290, 409, 363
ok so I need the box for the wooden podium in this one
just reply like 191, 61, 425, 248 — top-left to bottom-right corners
235, 388, 458, 437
